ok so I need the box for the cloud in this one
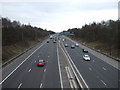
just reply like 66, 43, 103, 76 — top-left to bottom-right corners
1, 0, 118, 32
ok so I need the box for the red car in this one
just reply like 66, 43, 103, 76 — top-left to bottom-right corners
37, 60, 45, 66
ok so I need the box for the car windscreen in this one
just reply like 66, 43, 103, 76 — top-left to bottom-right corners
39, 61, 43, 63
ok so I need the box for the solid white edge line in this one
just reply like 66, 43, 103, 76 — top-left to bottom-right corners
64, 36, 119, 70
60, 43, 83, 89
18, 83, 22, 89
57, 44, 63, 89
0, 43, 45, 85
60, 41, 89, 89
65, 67, 73, 88
66, 66, 77, 88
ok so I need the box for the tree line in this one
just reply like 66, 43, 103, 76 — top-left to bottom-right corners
66, 20, 119, 57
67, 20, 119, 48
2, 17, 53, 46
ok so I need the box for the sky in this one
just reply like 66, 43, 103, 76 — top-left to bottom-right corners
0, 0, 119, 32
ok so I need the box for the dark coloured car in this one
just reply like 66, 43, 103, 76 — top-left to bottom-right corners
82, 49, 88, 53
53, 40, 56, 43
46, 40, 49, 43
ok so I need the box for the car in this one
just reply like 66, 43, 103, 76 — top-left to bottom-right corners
65, 44, 68, 47
46, 40, 49, 43
53, 40, 56, 43
37, 60, 45, 66
55, 39, 57, 41
75, 43, 79, 47
83, 55, 90, 61
71, 45, 75, 49
82, 49, 88, 53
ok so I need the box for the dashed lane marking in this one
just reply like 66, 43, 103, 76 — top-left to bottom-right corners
40, 83, 43, 88
44, 69, 46, 72
102, 67, 107, 70
18, 83, 22, 89
101, 80, 106, 86
28, 69, 31, 72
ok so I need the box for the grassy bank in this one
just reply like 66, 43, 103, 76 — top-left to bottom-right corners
2, 37, 47, 63
68, 36, 120, 59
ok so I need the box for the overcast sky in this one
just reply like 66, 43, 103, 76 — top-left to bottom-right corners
1, 0, 119, 32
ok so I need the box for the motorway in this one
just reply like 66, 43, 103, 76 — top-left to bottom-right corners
2, 38, 61, 89
61, 36, 119, 88
1, 34, 120, 89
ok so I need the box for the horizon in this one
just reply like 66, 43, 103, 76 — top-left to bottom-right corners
1, 0, 118, 32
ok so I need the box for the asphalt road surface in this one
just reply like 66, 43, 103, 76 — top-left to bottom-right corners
61, 36, 119, 88
2, 39, 60, 89
1, 34, 119, 89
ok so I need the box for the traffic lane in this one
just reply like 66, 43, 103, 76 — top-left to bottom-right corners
2, 40, 47, 80
64, 46, 104, 88
76, 47, 118, 87
72, 40, 119, 71
63, 36, 119, 72
41, 42, 61, 88
22, 40, 57, 88
64, 46, 118, 88
63, 37, 118, 86
2, 41, 51, 88
19, 42, 53, 88
66, 40, 119, 87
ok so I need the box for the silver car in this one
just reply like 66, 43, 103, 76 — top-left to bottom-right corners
83, 55, 90, 61
65, 44, 68, 47
71, 45, 75, 49
75, 43, 79, 47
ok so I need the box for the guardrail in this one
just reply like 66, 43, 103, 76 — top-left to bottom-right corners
65, 36, 120, 62
1, 41, 41, 67
1, 37, 49, 68
84, 45, 120, 62
2, 45, 34, 67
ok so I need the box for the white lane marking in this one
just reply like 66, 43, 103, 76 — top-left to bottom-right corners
101, 80, 106, 86
65, 67, 73, 88
38, 56, 39, 57
34, 61, 36, 63
102, 67, 106, 70
44, 69, 46, 72
57, 45, 63, 89
18, 83, 22, 89
40, 83, 43, 88
60, 42, 89, 89
0, 43, 45, 85
89, 67, 92, 71
28, 69, 31, 72
65, 36, 120, 70
48, 56, 49, 58
65, 67, 77, 88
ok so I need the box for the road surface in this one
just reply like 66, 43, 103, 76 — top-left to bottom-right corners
1, 34, 119, 89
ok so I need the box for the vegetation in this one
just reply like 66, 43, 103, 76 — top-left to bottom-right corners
2, 17, 53, 62
67, 20, 120, 58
